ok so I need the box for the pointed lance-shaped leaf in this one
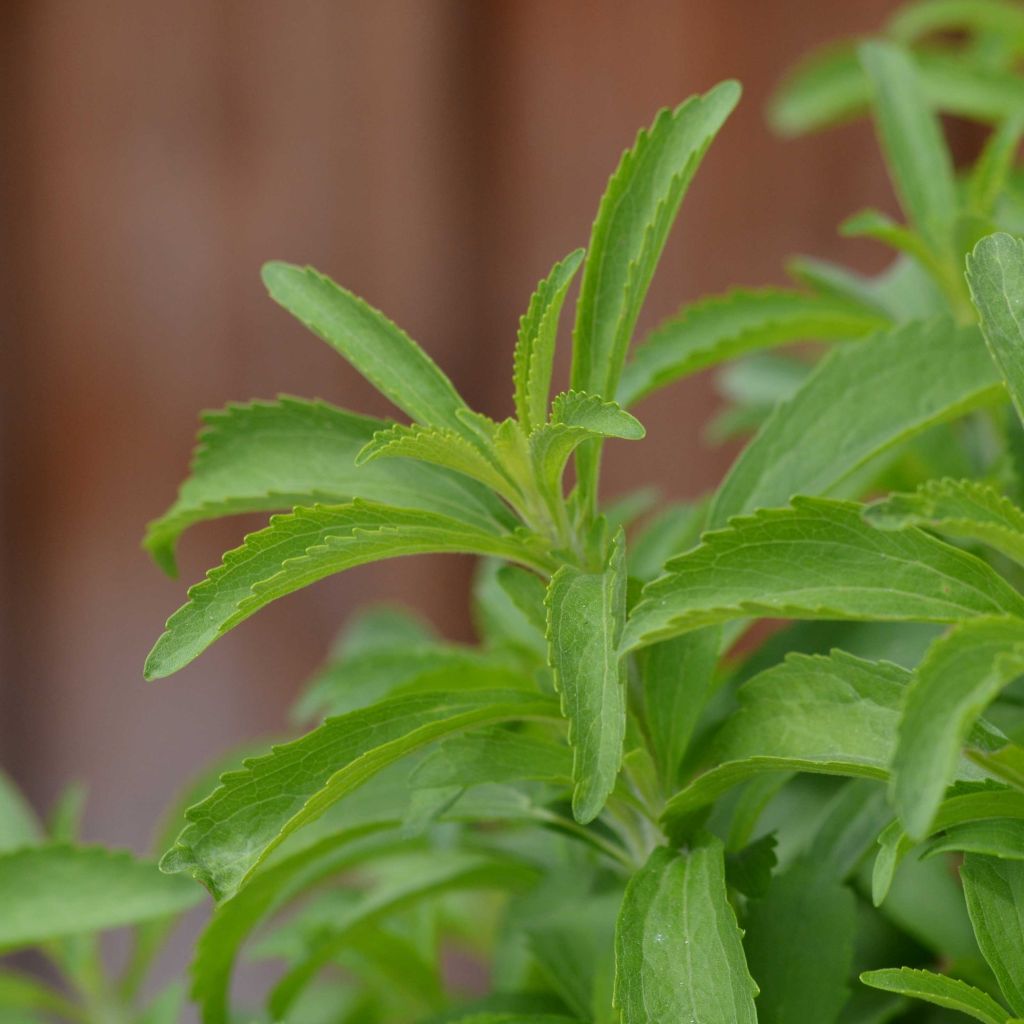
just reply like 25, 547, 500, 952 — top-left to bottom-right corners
891, 616, 1024, 841
619, 287, 887, 407
709, 318, 1001, 528
262, 262, 471, 435
860, 967, 1012, 1024
613, 839, 758, 1024
661, 651, 918, 831
0, 844, 203, 951
967, 232, 1024, 427
145, 501, 553, 680
160, 688, 559, 900
623, 498, 1024, 653
865, 477, 1024, 567
859, 41, 958, 255
961, 854, 1024, 1016
513, 249, 585, 432
545, 530, 628, 823
571, 82, 740, 504
144, 398, 517, 577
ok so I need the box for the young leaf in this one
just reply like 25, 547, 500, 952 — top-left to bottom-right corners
618, 287, 885, 406
613, 840, 758, 1024
888, 0, 1024, 44
968, 115, 1024, 217
768, 43, 867, 136
514, 249, 586, 432
262, 262, 471, 434
545, 529, 628, 823
623, 498, 1024, 652
961, 853, 1024, 1016
0, 771, 39, 852
661, 651, 911, 828
0, 844, 202, 950
145, 501, 551, 680
572, 82, 740, 506
710, 319, 1001, 527
967, 232, 1024, 425
872, 784, 1024, 906
144, 399, 517, 577
865, 477, 1024, 565
860, 967, 1011, 1024
891, 616, 1024, 840
571, 82, 740, 402
858, 41, 958, 253
638, 627, 720, 791
355, 421, 519, 502
743, 859, 857, 1024
531, 392, 644, 513
923, 818, 1024, 861
161, 688, 558, 900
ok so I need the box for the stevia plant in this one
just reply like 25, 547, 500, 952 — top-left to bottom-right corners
6, 1, 1024, 1021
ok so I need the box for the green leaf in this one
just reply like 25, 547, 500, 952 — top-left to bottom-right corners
571, 82, 740, 504
531, 392, 645, 510
0, 844, 203, 950
967, 232, 1024, 426
409, 729, 572, 790
709, 318, 1001, 527
144, 399, 516, 576
571, 82, 740, 402
860, 967, 1011, 1024
871, 783, 1024, 905
161, 688, 557, 900
891, 616, 1024, 840
661, 651, 913, 829
923, 818, 1024, 861
623, 498, 1024, 652
267, 850, 539, 1018
786, 255, 891, 316
613, 840, 758, 1024
262, 262, 471, 433
806, 779, 893, 882
190, 829, 404, 1024
146, 501, 550, 679
968, 116, 1024, 218
859, 41, 958, 253
839, 209, 950, 286
0, 969, 82, 1022
618, 287, 885, 406
768, 43, 866, 136
294, 635, 527, 723
356, 420, 519, 501
545, 529, 628, 823
770, 45, 1024, 136
888, 0, 1024, 46
866, 477, 1024, 565
638, 627, 720, 791
514, 249, 585, 432
744, 859, 857, 1024
961, 853, 1024, 1015
0, 771, 38, 853
526, 890, 619, 1024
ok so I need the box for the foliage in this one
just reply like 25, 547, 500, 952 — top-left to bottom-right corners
7, 2, 1024, 1021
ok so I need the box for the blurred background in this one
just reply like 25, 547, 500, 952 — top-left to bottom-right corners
0, 0, 916, 850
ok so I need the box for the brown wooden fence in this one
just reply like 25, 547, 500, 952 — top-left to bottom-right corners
0, 0, 901, 847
